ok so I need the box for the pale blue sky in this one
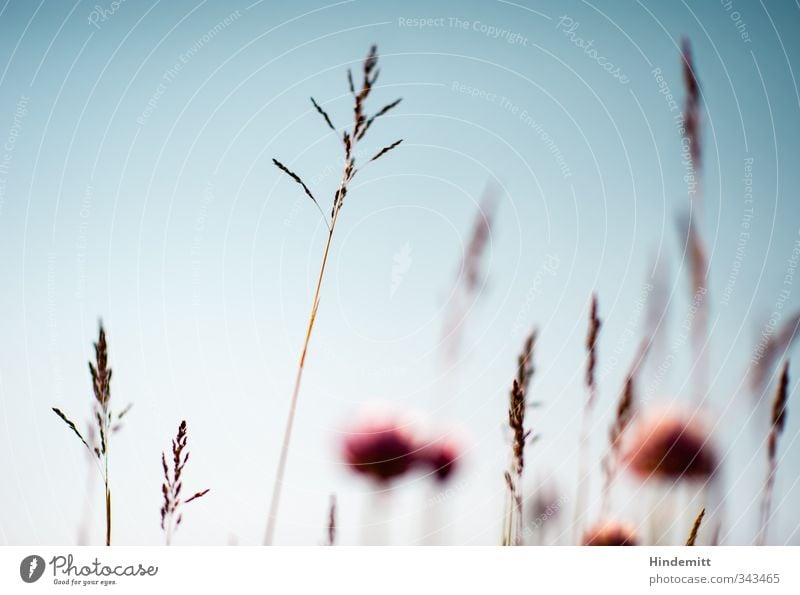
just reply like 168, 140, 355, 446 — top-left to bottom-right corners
1, 0, 799, 545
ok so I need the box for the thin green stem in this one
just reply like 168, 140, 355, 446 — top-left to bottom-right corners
104, 480, 111, 547
103, 412, 111, 547
265, 204, 343, 545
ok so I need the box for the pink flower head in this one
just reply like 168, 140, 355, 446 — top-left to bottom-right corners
623, 407, 717, 482
582, 520, 639, 546
418, 435, 462, 483
341, 412, 418, 483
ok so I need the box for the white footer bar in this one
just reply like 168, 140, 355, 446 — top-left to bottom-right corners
1, 546, 797, 594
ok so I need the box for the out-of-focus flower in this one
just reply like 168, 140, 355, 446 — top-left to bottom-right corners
623, 407, 717, 482
340, 406, 468, 485
418, 436, 462, 482
582, 520, 639, 546
341, 414, 418, 483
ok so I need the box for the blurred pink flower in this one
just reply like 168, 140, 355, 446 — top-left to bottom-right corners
341, 415, 418, 483
340, 407, 466, 485
418, 436, 462, 483
623, 407, 717, 482
582, 520, 639, 546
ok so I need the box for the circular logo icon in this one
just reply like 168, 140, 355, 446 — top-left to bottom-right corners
20, 555, 45, 583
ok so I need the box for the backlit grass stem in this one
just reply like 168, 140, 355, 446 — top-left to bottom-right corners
265, 45, 402, 545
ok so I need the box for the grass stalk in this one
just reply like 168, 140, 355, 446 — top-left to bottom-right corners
265, 45, 402, 544
573, 295, 601, 542
160, 420, 210, 546
600, 340, 648, 515
502, 330, 536, 546
757, 362, 790, 545
52, 322, 130, 546
686, 507, 705, 546
265, 211, 338, 545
